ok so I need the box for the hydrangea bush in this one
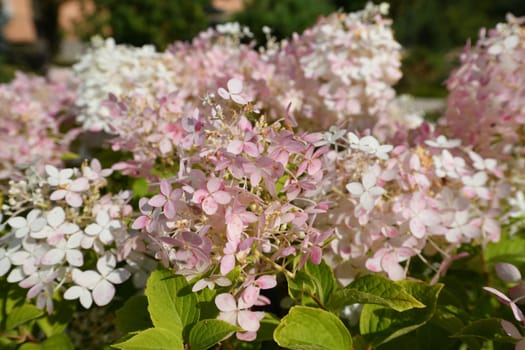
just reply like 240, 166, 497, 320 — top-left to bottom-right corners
1, 3, 525, 350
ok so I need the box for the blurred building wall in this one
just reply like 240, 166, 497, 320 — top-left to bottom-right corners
2, 0, 37, 43
213, 0, 244, 14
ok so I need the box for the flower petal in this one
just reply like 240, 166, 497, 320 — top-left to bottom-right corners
346, 182, 363, 196
227, 140, 244, 155
41, 249, 65, 265
66, 192, 83, 207
227, 78, 243, 94
213, 191, 231, 205
66, 249, 84, 267
92, 280, 115, 306
237, 310, 260, 332
107, 268, 131, 284
7, 217, 26, 229
501, 320, 522, 339
215, 293, 237, 312
47, 207, 65, 228
495, 263, 522, 283
148, 194, 167, 208
202, 197, 218, 215
69, 178, 89, 192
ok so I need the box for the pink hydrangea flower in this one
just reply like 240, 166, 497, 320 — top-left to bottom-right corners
148, 179, 182, 219
50, 177, 89, 207
192, 178, 231, 215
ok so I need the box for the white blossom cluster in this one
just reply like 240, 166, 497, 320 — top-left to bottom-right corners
73, 37, 177, 132
0, 160, 136, 312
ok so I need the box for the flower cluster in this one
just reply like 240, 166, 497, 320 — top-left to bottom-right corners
127, 82, 331, 338
74, 2, 400, 148
320, 129, 506, 283
268, 2, 401, 130
442, 15, 525, 244
0, 159, 133, 312
0, 70, 78, 182
73, 37, 177, 132
443, 14, 525, 159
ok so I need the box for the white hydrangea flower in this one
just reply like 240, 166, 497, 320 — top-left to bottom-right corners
84, 210, 121, 246
509, 191, 525, 219
74, 253, 131, 307
45, 165, 73, 186
347, 132, 393, 160
218, 78, 249, 105
425, 135, 461, 149
462, 171, 491, 200
7, 209, 46, 239
346, 170, 385, 211
0, 239, 21, 276
9, 238, 47, 277
41, 235, 83, 267
33, 207, 79, 245
64, 268, 95, 309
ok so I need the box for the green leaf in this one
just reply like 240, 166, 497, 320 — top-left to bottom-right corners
36, 298, 76, 337
112, 327, 184, 350
286, 270, 316, 305
18, 344, 43, 350
256, 313, 280, 342
145, 269, 199, 339
360, 280, 443, 346
42, 333, 74, 350
0, 283, 26, 327
287, 260, 336, 307
196, 287, 218, 320
274, 306, 352, 350
328, 274, 425, 312
485, 235, 525, 265
189, 319, 241, 350
429, 304, 465, 334
116, 295, 153, 333
452, 318, 516, 343
6, 304, 44, 330
303, 260, 337, 305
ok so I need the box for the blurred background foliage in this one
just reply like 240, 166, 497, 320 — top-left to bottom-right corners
75, 0, 211, 49
1, 0, 525, 96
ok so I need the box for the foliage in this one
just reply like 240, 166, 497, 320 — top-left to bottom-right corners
77, 0, 211, 49
234, 0, 336, 44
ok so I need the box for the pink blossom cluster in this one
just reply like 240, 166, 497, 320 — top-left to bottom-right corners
0, 70, 78, 181
442, 15, 525, 240
443, 14, 525, 159
120, 77, 510, 338
0, 159, 134, 313
266, 2, 401, 130
321, 128, 507, 283
126, 84, 331, 338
